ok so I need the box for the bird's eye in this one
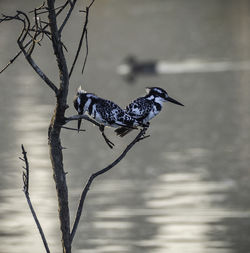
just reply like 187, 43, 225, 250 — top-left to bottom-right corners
158, 93, 165, 98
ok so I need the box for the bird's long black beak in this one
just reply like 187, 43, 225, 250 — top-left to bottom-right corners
166, 96, 184, 106
77, 119, 82, 132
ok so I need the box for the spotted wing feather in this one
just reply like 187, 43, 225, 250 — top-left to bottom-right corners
95, 99, 135, 127
126, 97, 154, 123
115, 97, 153, 137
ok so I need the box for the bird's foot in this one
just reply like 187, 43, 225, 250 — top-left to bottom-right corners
102, 132, 115, 149
99, 125, 115, 149
142, 122, 150, 128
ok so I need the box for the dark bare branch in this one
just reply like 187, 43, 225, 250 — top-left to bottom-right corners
0, 1, 69, 74
17, 16, 58, 93
27, 8, 41, 56
47, 0, 69, 97
65, 114, 101, 128
58, 0, 78, 34
88, 0, 96, 9
65, 114, 138, 131
20, 145, 29, 193
0, 51, 22, 74
69, 0, 95, 78
0, 11, 59, 94
81, 28, 88, 74
29, 2, 67, 15
28, 1, 46, 13
70, 126, 149, 243
20, 145, 51, 253
65, 114, 118, 148
46, 1, 71, 252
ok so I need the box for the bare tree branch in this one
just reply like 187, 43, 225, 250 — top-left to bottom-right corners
29, 2, 68, 15
69, 0, 95, 78
81, 28, 88, 74
46, 0, 72, 252
0, 11, 59, 94
20, 145, 51, 253
65, 114, 140, 148
0, 51, 22, 74
58, 0, 78, 34
65, 114, 101, 128
64, 114, 114, 149
70, 126, 149, 243
0, 1, 69, 74
47, 1, 69, 96
65, 114, 116, 148
17, 11, 59, 94
27, 8, 42, 55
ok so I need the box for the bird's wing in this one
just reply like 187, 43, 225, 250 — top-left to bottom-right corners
96, 99, 130, 127
126, 97, 153, 121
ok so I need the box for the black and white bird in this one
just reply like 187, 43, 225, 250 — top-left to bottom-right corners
73, 86, 140, 148
115, 87, 184, 137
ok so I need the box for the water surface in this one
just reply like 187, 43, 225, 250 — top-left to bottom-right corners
0, 0, 250, 253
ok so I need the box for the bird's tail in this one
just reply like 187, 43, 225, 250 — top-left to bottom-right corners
115, 127, 134, 137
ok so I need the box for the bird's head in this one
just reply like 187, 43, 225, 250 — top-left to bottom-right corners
73, 86, 89, 132
73, 86, 87, 112
146, 87, 184, 106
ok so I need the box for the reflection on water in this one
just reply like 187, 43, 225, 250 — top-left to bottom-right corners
0, 73, 60, 253
72, 149, 246, 253
1, 0, 250, 253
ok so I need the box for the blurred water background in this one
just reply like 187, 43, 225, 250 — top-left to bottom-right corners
0, 0, 250, 252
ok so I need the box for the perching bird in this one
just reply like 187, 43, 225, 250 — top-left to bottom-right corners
115, 87, 184, 137
73, 86, 139, 148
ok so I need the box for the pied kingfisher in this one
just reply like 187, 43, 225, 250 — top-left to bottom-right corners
73, 86, 139, 148
115, 87, 184, 137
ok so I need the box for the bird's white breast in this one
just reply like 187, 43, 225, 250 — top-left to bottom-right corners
144, 107, 159, 123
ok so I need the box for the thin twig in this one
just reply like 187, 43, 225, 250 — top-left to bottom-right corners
69, 0, 95, 78
29, 2, 69, 15
20, 145, 50, 253
0, 1, 69, 74
58, 0, 78, 34
0, 11, 58, 94
81, 28, 88, 74
27, 8, 39, 56
0, 51, 21, 74
68, 6, 89, 78
70, 126, 148, 243
81, 0, 95, 74
21, 145, 29, 193
65, 114, 101, 128
88, 0, 95, 8
28, 1, 46, 13
15, 11, 59, 94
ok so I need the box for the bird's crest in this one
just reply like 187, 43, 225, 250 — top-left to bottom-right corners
77, 85, 87, 95
145, 87, 151, 94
